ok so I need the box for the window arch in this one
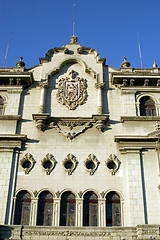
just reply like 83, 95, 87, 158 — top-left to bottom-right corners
140, 96, 156, 116
60, 191, 75, 226
83, 191, 98, 226
106, 191, 121, 226
14, 190, 31, 225
0, 96, 5, 115
36, 191, 53, 226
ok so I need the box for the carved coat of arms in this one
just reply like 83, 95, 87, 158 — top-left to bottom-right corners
56, 70, 87, 110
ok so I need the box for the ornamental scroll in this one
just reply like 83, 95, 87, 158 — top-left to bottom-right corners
56, 70, 87, 110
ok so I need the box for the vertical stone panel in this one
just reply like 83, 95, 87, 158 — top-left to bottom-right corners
125, 150, 145, 225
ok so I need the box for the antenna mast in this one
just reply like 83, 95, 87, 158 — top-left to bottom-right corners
73, 4, 75, 36
3, 32, 12, 67
137, 32, 143, 68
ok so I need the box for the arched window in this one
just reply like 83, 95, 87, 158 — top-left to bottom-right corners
106, 192, 121, 226
14, 190, 31, 225
83, 191, 98, 226
37, 191, 53, 226
0, 96, 4, 115
140, 96, 156, 116
60, 191, 75, 226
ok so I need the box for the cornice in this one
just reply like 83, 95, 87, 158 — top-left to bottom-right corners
0, 134, 27, 150
0, 71, 33, 87
121, 116, 160, 122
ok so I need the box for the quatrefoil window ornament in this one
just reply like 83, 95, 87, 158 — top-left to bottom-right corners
41, 153, 57, 175
20, 153, 35, 174
62, 153, 78, 175
84, 154, 99, 175
105, 154, 121, 175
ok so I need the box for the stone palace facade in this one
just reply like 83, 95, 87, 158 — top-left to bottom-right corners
0, 36, 160, 239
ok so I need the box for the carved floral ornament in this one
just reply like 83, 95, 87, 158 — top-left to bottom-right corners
56, 70, 87, 110
19, 153, 120, 175
84, 154, 100, 175
62, 153, 78, 175
41, 153, 57, 175
20, 153, 35, 174
105, 154, 121, 175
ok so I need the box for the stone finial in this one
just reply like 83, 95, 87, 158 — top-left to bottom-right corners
153, 60, 158, 68
16, 56, 25, 67
70, 36, 78, 44
121, 57, 130, 68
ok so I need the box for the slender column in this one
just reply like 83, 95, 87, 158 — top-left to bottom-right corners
136, 102, 140, 115
53, 198, 60, 226
95, 83, 105, 114
39, 82, 48, 113
30, 197, 38, 226
98, 198, 105, 227
76, 198, 83, 226
10, 197, 16, 224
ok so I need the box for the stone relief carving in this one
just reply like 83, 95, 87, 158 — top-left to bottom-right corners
105, 154, 121, 175
62, 154, 78, 175
84, 154, 100, 175
20, 153, 35, 174
41, 153, 57, 175
56, 70, 87, 110
50, 122, 92, 140
59, 120, 86, 130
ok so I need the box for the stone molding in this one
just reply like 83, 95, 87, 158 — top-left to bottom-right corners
4, 225, 160, 239
115, 135, 158, 151
0, 115, 21, 120
121, 116, 160, 122
0, 134, 27, 150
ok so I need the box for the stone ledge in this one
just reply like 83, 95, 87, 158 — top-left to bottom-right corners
121, 116, 160, 122
1, 225, 159, 240
0, 115, 21, 120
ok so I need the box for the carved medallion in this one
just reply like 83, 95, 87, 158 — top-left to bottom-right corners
56, 70, 87, 110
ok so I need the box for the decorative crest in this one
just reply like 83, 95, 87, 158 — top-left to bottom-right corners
56, 70, 87, 110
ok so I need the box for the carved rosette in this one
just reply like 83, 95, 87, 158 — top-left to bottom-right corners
56, 70, 87, 110
105, 154, 121, 175
20, 153, 35, 174
84, 154, 100, 175
41, 153, 57, 175
62, 153, 78, 175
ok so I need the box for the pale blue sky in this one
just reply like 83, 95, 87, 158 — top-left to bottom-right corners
1, 0, 160, 69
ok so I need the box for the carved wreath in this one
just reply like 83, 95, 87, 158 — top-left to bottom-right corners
56, 70, 87, 110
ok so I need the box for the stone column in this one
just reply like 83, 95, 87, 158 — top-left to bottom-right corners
75, 198, 83, 227
136, 102, 140, 116
10, 197, 16, 224
98, 198, 105, 227
39, 82, 48, 113
95, 83, 105, 114
30, 197, 38, 226
53, 198, 60, 226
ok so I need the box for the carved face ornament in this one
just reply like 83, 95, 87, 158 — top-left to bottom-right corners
56, 70, 87, 110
